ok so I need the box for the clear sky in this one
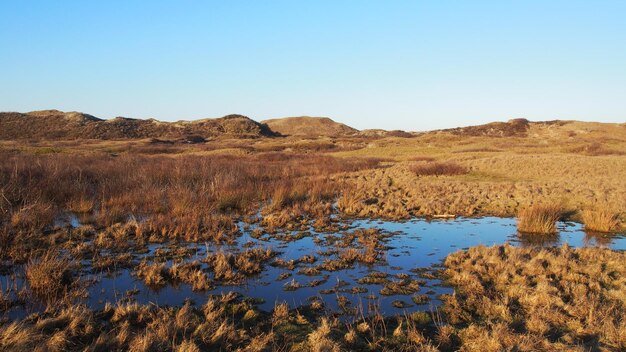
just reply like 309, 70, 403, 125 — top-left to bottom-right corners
1, 1, 625, 131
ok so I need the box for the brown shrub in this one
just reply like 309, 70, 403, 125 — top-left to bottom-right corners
409, 161, 467, 176
409, 156, 435, 162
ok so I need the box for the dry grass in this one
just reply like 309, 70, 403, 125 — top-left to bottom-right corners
0, 121, 625, 350
338, 153, 626, 221
307, 318, 341, 352
25, 252, 74, 301
517, 204, 562, 234
0, 149, 381, 264
333, 120, 626, 222
443, 244, 626, 350
582, 207, 621, 233
409, 161, 467, 177
135, 248, 276, 290
568, 142, 626, 156
3, 245, 626, 351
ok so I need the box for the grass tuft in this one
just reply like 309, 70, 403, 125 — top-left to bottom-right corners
26, 252, 73, 300
582, 207, 620, 233
517, 204, 562, 234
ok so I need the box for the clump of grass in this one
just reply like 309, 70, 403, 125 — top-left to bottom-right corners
10, 202, 56, 233
170, 261, 213, 291
283, 278, 302, 291
307, 318, 340, 352
409, 161, 467, 176
517, 204, 562, 234
0, 287, 12, 312
357, 271, 389, 285
411, 295, 429, 305
380, 278, 423, 296
135, 261, 168, 288
582, 207, 621, 233
66, 197, 94, 213
391, 300, 411, 308
25, 252, 73, 300
272, 302, 289, 325
92, 253, 133, 271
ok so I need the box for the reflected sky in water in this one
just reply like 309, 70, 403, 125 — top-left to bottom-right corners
4, 217, 626, 320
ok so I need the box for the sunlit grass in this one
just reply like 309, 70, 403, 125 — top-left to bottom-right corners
517, 204, 562, 234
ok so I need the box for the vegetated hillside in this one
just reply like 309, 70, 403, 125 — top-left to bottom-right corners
261, 116, 359, 137
438, 118, 603, 138
0, 110, 275, 140
442, 118, 533, 137
359, 129, 416, 138
439, 118, 626, 145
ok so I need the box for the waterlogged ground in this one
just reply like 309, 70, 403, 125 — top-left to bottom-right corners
3, 217, 626, 321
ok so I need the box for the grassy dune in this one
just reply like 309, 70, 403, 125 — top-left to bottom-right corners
334, 121, 626, 227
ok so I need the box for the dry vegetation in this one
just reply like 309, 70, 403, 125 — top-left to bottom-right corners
442, 244, 626, 351
516, 203, 562, 234
0, 149, 380, 260
409, 161, 468, 177
25, 252, 75, 301
582, 207, 621, 233
1, 117, 626, 350
3, 245, 625, 351
334, 121, 626, 227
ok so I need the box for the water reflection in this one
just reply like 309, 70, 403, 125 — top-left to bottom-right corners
516, 232, 560, 247
3, 216, 626, 320
81, 217, 626, 316
583, 231, 616, 247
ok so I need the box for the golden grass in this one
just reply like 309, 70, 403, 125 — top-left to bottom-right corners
25, 252, 73, 300
337, 153, 626, 222
307, 318, 340, 352
0, 121, 625, 350
568, 142, 626, 156
443, 244, 626, 350
330, 120, 626, 224
517, 203, 562, 234
582, 207, 621, 233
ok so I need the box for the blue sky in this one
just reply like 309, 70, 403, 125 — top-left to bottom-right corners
1, 1, 625, 131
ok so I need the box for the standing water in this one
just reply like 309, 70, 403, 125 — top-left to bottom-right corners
3, 217, 626, 320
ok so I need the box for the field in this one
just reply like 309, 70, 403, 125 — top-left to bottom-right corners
1, 117, 626, 351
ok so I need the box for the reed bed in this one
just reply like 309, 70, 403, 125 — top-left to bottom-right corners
0, 150, 381, 259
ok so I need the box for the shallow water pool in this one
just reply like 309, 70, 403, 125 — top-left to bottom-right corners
85, 217, 626, 316
3, 216, 625, 320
